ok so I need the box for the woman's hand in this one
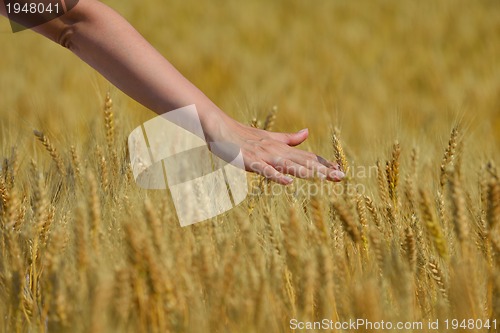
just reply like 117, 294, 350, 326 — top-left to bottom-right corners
202, 110, 345, 185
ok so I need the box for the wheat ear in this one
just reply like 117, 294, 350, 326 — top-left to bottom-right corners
439, 127, 458, 187
33, 130, 66, 176
419, 189, 447, 259
332, 128, 349, 174
263, 105, 277, 131
103, 92, 118, 173
331, 199, 361, 244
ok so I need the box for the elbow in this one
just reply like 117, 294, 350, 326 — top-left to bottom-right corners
31, 7, 83, 51
57, 23, 77, 50
54, 1, 89, 50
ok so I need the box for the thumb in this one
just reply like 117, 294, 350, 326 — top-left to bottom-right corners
268, 128, 309, 146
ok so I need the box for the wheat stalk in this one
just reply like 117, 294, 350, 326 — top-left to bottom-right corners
369, 229, 385, 273
103, 92, 118, 173
419, 189, 448, 259
487, 180, 500, 232
0, 177, 8, 210
310, 190, 328, 241
74, 204, 89, 270
404, 227, 417, 272
282, 206, 303, 271
440, 127, 458, 188
263, 105, 277, 131
331, 199, 361, 244
404, 149, 419, 227
331, 128, 349, 174
3, 184, 19, 232
317, 245, 338, 320
250, 117, 259, 128
386, 141, 400, 208
87, 171, 102, 253
33, 130, 66, 176
113, 268, 133, 323
448, 170, 469, 248
300, 256, 316, 320
428, 259, 448, 301
70, 145, 82, 185
356, 194, 369, 252
364, 195, 383, 234
103, 93, 115, 151
144, 198, 166, 257
96, 146, 109, 191
376, 160, 389, 206
8, 192, 26, 233
436, 190, 449, 236
4, 147, 19, 190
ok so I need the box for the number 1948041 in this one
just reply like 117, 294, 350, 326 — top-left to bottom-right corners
444, 319, 496, 330
6, 2, 61, 14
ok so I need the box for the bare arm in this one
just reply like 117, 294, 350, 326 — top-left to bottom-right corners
2, 0, 222, 118
0, 0, 344, 184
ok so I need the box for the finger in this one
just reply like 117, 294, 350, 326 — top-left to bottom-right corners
314, 156, 344, 180
247, 160, 294, 185
267, 157, 317, 179
327, 169, 345, 182
267, 128, 309, 146
316, 156, 344, 180
288, 153, 345, 181
317, 155, 341, 170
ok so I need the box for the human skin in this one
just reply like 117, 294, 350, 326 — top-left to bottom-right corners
0, 0, 345, 185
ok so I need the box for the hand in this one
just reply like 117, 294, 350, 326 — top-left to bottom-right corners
202, 109, 346, 185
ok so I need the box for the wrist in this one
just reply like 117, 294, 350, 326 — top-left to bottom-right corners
197, 104, 238, 143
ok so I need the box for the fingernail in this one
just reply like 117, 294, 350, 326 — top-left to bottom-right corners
329, 170, 345, 180
298, 128, 308, 134
283, 176, 294, 184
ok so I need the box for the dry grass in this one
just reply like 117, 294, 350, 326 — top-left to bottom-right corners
0, 0, 499, 332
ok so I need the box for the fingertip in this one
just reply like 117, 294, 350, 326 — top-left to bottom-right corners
288, 128, 308, 146
273, 174, 294, 185
297, 128, 309, 140
328, 170, 345, 182
298, 128, 308, 135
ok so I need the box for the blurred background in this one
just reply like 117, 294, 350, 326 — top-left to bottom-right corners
0, 0, 499, 169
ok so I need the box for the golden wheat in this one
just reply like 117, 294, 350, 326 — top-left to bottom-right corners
0, 0, 498, 331
33, 130, 66, 177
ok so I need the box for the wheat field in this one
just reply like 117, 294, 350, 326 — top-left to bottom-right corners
0, 0, 499, 332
